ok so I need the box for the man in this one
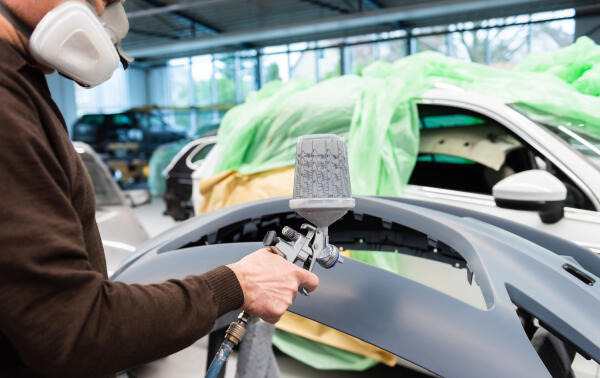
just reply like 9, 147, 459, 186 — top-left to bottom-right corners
0, 0, 319, 377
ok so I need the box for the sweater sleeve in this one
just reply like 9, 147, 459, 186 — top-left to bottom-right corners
0, 79, 244, 377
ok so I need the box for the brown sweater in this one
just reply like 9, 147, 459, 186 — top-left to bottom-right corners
0, 40, 244, 377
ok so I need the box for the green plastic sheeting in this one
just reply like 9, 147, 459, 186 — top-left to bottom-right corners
215, 77, 363, 176
273, 330, 379, 371
148, 139, 191, 196
349, 250, 404, 274
517, 37, 600, 97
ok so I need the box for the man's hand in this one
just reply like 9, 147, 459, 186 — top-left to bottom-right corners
227, 248, 319, 323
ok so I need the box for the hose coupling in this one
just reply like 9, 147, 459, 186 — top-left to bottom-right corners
225, 322, 246, 345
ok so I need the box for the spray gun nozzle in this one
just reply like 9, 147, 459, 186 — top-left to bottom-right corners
282, 226, 301, 241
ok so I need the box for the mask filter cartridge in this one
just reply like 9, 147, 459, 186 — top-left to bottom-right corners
29, 1, 130, 87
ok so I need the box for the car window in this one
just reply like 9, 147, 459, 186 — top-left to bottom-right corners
411, 104, 595, 210
148, 114, 168, 132
80, 153, 124, 207
106, 114, 143, 143
112, 114, 135, 127
411, 104, 534, 195
191, 143, 215, 164
510, 103, 600, 171
137, 112, 170, 133
421, 113, 485, 128
72, 115, 104, 143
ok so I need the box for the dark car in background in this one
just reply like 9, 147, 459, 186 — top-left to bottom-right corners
72, 110, 187, 185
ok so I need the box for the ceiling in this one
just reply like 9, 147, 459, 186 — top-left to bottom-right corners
122, 0, 600, 62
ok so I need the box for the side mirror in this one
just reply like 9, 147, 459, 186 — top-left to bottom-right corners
125, 189, 151, 208
492, 170, 567, 224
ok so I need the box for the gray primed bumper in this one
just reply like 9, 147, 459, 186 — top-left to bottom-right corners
114, 197, 600, 377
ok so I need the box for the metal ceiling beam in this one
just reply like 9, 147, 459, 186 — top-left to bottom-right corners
128, 0, 225, 19
362, 0, 384, 9
126, 0, 557, 58
298, 0, 351, 14
129, 27, 181, 40
132, 0, 221, 35
361, 0, 405, 30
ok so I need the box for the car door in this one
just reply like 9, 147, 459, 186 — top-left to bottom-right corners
405, 100, 600, 254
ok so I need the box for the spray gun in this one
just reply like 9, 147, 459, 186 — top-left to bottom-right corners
263, 224, 343, 295
205, 135, 354, 378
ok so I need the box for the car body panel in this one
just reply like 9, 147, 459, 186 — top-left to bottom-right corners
96, 206, 149, 275
112, 197, 600, 378
403, 185, 600, 253
74, 142, 149, 275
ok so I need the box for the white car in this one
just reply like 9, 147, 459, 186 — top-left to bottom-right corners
183, 88, 600, 253
404, 88, 600, 253
74, 142, 150, 276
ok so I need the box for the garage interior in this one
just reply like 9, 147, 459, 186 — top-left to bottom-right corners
6, 0, 600, 377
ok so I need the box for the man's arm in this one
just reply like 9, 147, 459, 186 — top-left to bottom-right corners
0, 79, 317, 377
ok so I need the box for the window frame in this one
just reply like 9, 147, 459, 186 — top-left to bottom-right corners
186, 142, 216, 170
411, 94, 600, 211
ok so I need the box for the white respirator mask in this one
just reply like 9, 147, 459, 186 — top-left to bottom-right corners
0, 0, 133, 87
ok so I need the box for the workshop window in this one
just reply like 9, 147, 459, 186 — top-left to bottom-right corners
191, 55, 214, 106
75, 68, 130, 116
318, 48, 341, 81
347, 43, 379, 75
261, 48, 290, 85
378, 39, 407, 63
214, 54, 237, 105
289, 49, 317, 81
238, 58, 258, 102
488, 23, 531, 67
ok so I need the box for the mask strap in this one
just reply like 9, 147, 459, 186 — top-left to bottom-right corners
85, 0, 99, 15
0, 1, 32, 39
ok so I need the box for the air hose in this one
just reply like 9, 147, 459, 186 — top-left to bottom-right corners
205, 312, 250, 378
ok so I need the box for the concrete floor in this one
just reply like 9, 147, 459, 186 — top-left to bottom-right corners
131, 198, 600, 378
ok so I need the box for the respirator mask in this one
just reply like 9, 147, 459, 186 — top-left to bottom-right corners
0, 0, 133, 88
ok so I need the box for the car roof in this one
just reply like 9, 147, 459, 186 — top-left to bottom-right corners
418, 87, 510, 107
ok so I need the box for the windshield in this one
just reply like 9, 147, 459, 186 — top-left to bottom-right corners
511, 103, 600, 171
81, 153, 124, 207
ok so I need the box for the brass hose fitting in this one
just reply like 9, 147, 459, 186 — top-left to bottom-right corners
225, 322, 246, 345
224, 311, 251, 346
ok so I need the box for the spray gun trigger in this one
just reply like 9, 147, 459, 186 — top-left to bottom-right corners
263, 230, 279, 247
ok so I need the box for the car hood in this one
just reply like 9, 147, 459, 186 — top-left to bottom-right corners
96, 206, 148, 276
